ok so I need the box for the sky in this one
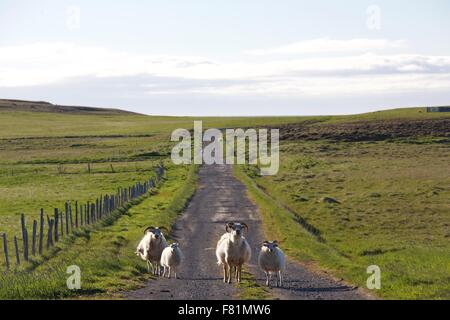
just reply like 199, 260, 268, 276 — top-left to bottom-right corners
1, 0, 450, 116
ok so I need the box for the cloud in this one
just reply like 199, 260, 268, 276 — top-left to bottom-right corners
0, 42, 214, 87
244, 38, 407, 55
1, 42, 450, 102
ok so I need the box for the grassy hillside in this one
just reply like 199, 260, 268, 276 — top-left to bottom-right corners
0, 99, 449, 299
0, 99, 139, 115
0, 101, 310, 278
0, 164, 197, 299
234, 109, 450, 299
0, 100, 201, 298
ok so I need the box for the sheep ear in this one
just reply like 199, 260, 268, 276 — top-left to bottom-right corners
242, 222, 249, 233
225, 222, 234, 232
158, 226, 168, 232
262, 241, 269, 246
144, 226, 155, 234
273, 241, 279, 247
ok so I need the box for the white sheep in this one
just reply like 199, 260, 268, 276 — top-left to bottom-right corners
258, 240, 285, 287
135, 226, 168, 276
216, 222, 251, 283
160, 242, 182, 279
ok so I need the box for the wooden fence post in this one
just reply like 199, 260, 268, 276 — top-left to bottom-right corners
80, 205, 83, 226
39, 209, 44, 255
60, 212, 63, 237
69, 205, 73, 231
2, 233, 9, 270
14, 235, 20, 265
95, 198, 99, 220
46, 216, 53, 249
86, 203, 90, 225
75, 201, 78, 228
91, 203, 96, 223
65, 202, 69, 236
54, 208, 59, 242
21, 214, 29, 262
32, 220, 37, 256
99, 195, 103, 219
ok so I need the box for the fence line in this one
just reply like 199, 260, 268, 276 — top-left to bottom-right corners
1, 164, 165, 272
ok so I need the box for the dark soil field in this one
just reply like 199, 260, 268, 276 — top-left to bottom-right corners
279, 118, 450, 142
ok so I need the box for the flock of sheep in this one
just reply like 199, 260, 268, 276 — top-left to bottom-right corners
135, 222, 286, 287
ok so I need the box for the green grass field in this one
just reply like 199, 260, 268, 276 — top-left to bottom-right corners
0, 104, 304, 298
0, 102, 449, 299
234, 113, 450, 299
0, 164, 197, 299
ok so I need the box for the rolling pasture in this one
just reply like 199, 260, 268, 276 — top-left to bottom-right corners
0, 100, 449, 299
0, 100, 307, 298
237, 109, 450, 299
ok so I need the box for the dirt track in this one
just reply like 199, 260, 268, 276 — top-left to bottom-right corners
124, 165, 369, 300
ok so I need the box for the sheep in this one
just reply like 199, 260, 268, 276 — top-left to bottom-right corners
160, 242, 182, 279
135, 226, 168, 276
216, 222, 251, 284
258, 240, 285, 287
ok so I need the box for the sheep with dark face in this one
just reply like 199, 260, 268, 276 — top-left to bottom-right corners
258, 240, 285, 287
135, 226, 168, 276
216, 222, 251, 283
160, 242, 182, 279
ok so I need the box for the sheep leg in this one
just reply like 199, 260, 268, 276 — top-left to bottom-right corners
264, 271, 269, 286
146, 260, 151, 273
236, 265, 242, 282
269, 272, 272, 287
223, 264, 228, 283
227, 265, 233, 284
174, 267, 178, 279
278, 271, 283, 287
168, 266, 171, 279
158, 264, 163, 277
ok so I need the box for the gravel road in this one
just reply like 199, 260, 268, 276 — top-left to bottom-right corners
124, 164, 369, 300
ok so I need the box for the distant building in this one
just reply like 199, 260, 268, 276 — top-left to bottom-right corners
426, 106, 450, 112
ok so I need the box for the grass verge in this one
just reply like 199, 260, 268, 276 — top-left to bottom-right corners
0, 164, 198, 299
233, 165, 374, 297
237, 269, 271, 300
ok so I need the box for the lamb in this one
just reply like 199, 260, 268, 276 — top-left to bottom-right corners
160, 242, 182, 279
135, 226, 168, 276
216, 222, 252, 283
258, 240, 285, 287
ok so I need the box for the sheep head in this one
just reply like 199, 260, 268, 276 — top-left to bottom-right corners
144, 226, 167, 241
262, 240, 278, 253
225, 222, 249, 237
169, 242, 179, 252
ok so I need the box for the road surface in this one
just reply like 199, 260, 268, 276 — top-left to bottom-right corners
124, 165, 369, 300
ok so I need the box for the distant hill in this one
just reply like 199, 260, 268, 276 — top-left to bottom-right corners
0, 99, 140, 115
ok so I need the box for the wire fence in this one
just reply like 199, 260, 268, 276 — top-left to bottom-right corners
1, 164, 166, 272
